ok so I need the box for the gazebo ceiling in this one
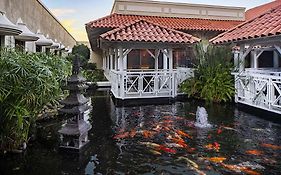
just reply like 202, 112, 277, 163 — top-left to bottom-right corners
0, 11, 22, 36
210, 5, 281, 44
100, 19, 200, 45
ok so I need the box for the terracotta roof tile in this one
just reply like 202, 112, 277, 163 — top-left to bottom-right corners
210, 4, 281, 44
245, 0, 281, 20
87, 13, 242, 32
100, 19, 200, 44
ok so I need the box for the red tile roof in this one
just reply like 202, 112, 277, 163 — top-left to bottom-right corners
100, 19, 200, 44
87, 13, 242, 32
210, 4, 281, 44
246, 0, 281, 20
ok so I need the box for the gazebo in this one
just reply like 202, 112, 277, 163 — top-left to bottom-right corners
211, 5, 281, 115
87, 19, 200, 100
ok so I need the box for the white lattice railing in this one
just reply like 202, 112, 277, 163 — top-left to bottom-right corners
234, 69, 281, 114
109, 68, 193, 99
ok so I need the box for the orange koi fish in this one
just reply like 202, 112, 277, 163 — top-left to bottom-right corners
206, 157, 226, 163
221, 163, 241, 173
129, 129, 136, 138
245, 150, 263, 156
176, 130, 193, 139
142, 130, 155, 138
113, 132, 130, 139
261, 143, 281, 150
204, 142, 220, 152
157, 145, 177, 154
222, 163, 261, 175
217, 128, 223, 134
241, 168, 261, 175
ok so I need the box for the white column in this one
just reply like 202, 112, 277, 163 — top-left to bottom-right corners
119, 48, 125, 99
233, 50, 239, 70
155, 50, 159, 95
239, 44, 245, 72
115, 48, 118, 70
168, 48, 173, 72
102, 51, 105, 70
168, 48, 175, 97
163, 49, 168, 70
273, 51, 279, 68
123, 49, 127, 71
110, 48, 113, 71
155, 49, 159, 71
253, 51, 258, 68
250, 51, 255, 68
107, 51, 109, 70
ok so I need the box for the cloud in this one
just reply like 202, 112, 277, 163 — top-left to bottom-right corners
61, 19, 88, 41
50, 8, 76, 17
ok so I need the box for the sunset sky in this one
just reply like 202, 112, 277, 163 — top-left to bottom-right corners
41, 0, 272, 41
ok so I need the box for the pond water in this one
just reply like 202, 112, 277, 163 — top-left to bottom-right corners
1, 90, 281, 175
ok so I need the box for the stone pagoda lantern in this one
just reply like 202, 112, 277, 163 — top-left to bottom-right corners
58, 56, 92, 151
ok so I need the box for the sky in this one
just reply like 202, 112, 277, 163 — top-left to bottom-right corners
41, 0, 272, 41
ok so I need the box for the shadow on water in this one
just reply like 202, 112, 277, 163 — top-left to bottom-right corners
0, 89, 281, 175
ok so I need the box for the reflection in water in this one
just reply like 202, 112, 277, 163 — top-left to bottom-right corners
0, 90, 281, 175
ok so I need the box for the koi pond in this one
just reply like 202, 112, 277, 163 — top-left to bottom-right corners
1, 90, 281, 175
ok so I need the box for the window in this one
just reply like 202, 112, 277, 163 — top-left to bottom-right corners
36, 45, 42, 52
15, 40, 25, 51
127, 49, 156, 69
0, 35, 3, 47
173, 48, 195, 68
258, 51, 273, 68
46, 48, 50, 54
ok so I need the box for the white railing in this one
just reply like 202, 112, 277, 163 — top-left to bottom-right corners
109, 68, 193, 99
234, 70, 281, 114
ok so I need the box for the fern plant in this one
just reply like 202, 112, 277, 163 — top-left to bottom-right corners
0, 48, 71, 151
180, 41, 235, 103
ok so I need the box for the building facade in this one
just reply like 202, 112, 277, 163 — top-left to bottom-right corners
0, 0, 76, 53
211, 1, 281, 115
86, 0, 246, 101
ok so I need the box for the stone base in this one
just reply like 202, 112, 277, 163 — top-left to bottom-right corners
59, 140, 90, 153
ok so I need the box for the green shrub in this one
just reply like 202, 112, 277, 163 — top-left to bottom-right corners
72, 44, 90, 67
0, 49, 71, 151
82, 69, 106, 83
180, 41, 235, 103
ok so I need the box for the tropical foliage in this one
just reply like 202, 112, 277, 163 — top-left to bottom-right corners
180, 41, 235, 103
72, 44, 90, 68
82, 69, 107, 83
0, 49, 71, 151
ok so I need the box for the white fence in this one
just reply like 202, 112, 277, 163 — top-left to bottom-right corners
109, 68, 193, 99
234, 69, 281, 114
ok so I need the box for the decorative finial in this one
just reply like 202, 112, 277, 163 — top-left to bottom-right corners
72, 55, 81, 75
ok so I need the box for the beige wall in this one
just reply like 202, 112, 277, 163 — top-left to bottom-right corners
112, 0, 245, 21
0, 0, 76, 49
